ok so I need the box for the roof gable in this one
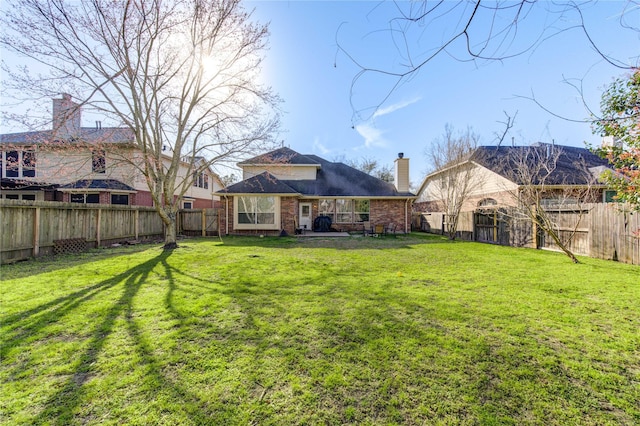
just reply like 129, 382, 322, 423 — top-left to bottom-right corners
219, 171, 299, 194
238, 147, 321, 166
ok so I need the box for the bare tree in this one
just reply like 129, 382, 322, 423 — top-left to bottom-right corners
0, 0, 280, 249
502, 144, 601, 263
336, 1, 637, 120
346, 156, 394, 183
424, 125, 480, 239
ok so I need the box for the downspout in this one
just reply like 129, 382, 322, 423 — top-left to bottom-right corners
225, 195, 229, 235
405, 199, 410, 233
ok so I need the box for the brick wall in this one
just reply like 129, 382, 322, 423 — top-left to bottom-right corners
280, 197, 297, 235
134, 191, 154, 207
193, 198, 214, 209
220, 196, 413, 235
370, 199, 412, 233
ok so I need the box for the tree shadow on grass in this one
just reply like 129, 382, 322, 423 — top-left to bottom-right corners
2, 250, 217, 425
218, 233, 452, 251
0, 244, 159, 280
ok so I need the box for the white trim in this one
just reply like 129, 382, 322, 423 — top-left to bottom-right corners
233, 195, 280, 230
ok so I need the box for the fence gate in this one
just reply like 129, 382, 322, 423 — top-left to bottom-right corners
474, 208, 510, 245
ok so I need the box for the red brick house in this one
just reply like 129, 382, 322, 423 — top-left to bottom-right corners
0, 94, 222, 208
217, 147, 415, 236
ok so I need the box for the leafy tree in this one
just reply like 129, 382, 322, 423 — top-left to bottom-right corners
592, 69, 640, 210
0, 0, 280, 249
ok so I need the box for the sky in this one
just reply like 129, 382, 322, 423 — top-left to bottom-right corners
247, 0, 639, 184
1, 1, 638, 186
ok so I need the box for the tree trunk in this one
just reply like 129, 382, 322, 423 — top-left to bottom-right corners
160, 209, 179, 250
547, 229, 579, 263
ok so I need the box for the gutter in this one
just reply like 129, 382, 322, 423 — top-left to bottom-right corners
225, 195, 229, 235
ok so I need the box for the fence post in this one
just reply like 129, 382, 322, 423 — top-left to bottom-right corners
202, 209, 206, 237
96, 208, 101, 247
33, 206, 40, 257
135, 209, 139, 240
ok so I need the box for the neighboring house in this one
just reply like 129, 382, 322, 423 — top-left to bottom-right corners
216, 147, 415, 235
0, 94, 222, 208
415, 143, 614, 213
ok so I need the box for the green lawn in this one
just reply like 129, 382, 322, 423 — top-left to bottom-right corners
1, 234, 639, 425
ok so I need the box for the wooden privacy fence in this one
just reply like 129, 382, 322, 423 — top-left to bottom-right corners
414, 203, 640, 265
0, 200, 220, 264
178, 208, 220, 237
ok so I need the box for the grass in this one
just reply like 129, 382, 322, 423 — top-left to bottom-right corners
1, 233, 639, 425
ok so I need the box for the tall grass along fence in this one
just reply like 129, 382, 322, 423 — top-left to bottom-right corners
0, 200, 220, 264
414, 203, 639, 265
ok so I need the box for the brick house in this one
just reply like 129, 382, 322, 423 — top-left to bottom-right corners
217, 147, 415, 235
0, 94, 222, 208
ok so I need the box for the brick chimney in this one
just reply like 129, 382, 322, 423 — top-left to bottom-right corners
52, 93, 81, 137
394, 152, 410, 192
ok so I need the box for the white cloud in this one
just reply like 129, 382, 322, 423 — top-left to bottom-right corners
312, 137, 331, 155
354, 97, 420, 149
372, 97, 421, 119
355, 123, 386, 148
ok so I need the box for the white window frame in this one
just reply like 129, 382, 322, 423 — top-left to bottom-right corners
319, 198, 370, 223
2, 150, 36, 178
234, 195, 280, 230
70, 193, 100, 204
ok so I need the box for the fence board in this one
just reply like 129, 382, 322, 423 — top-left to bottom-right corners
179, 209, 219, 236
1, 200, 164, 264
414, 203, 639, 265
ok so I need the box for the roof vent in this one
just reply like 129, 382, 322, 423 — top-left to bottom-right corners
398, 152, 404, 159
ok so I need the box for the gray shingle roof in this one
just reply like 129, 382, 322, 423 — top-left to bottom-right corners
0, 127, 134, 145
1, 178, 58, 190
220, 149, 414, 198
220, 172, 299, 194
471, 144, 610, 186
58, 179, 135, 191
238, 147, 321, 166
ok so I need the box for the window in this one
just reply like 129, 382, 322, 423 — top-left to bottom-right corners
0, 193, 36, 200
235, 196, 278, 229
111, 194, 129, 205
183, 201, 193, 209
354, 199, 370, 222
71, 193, 100, 204
193, 172, 209, 189
336, 199, 353, 223
319, 199, 335, 221
92, 150, 106, 173
478, 198, 498, 207
2, 150, 36, 178
22, 151, 36, 177
5, 151, 19, 177
604, 190, 619, 203
319, 198, 370, 223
